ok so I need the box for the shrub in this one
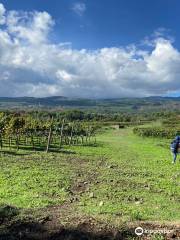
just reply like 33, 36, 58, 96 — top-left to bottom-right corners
133, 127, 180, 139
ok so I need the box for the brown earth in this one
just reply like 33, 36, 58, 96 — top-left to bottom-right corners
0, 204, 179, 240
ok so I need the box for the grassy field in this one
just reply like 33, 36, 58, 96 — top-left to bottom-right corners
72, 127, 180, 223
0, 126, 179, 238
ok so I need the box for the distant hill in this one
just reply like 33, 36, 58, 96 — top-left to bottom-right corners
0, 96, 180, 112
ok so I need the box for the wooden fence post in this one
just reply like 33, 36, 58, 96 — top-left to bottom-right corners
46, 117, 54, 153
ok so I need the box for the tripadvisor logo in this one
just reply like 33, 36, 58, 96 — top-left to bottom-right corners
135, 227, 144, 236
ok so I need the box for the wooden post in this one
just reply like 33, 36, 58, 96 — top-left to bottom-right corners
0, 134, 2, 149
46, 117, 54, 153
69, 123, 74, 146
59, 119, 65, 149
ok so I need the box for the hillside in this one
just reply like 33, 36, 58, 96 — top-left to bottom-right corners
0, 96, 180, 112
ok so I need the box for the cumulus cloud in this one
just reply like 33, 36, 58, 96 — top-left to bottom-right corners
6, 10, 54, 44
0, 3, 5, 24
0, 3, 180, 98
72, 2, 86, 16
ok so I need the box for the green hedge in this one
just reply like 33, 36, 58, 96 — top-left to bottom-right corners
133, 127, 180, 138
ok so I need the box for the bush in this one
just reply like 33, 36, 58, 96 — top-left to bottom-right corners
133, 127, 180, 139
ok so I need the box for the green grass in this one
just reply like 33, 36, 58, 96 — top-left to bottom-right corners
0, 153, 72, 207
69, 128, 180, 223
0, 126, 179, 225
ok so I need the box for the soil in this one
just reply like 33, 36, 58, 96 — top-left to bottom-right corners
0, 204, 179, 240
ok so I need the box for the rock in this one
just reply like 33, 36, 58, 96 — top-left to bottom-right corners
107, 165, 114, 169
99, 201, 104, 207
89, 192, 94, 198
135, 198, 143, 204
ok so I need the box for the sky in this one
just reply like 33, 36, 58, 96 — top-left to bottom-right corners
0, 0, 180, 98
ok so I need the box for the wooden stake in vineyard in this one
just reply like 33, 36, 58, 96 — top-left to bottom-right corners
0, 133, 2, 149
59, 119, 65, 149
46, 116, 54, 153
69, 122, 74, 146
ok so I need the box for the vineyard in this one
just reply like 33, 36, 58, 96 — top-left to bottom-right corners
0, 111, 180, 239
133, 127, 180, 138
133, 117, 180, 138
0, 113, 99, 152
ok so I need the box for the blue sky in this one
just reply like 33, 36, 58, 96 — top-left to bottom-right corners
0, 1, 180, 98
1, 0, 180, 50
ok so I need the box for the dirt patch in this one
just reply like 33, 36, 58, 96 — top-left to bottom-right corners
0, 204, 179, 240
0, 216, 133, 240
130, 222, 180, 240
0, 214, 179, 240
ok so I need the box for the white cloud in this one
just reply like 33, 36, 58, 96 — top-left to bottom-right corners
72, 2, 86, 16
6, 10, 54, 44
0, 3, 180, 98
0, 3, 5, 24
